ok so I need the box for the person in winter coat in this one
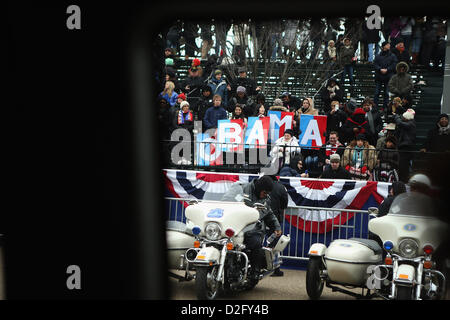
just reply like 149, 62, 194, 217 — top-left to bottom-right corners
279, 154, 309, 178
323, 40, 339, 78
341, 108, 372, 145
158, 81, 178, 107
207, 69, 228, 107
362, 98, 383, 147
164, 67, 181, 93
270, 129, 302, 171
362, 22, 381, 63
175, 101, 195, 134
373, 41, 398, 110
298, 98, 319, 116
158, 97, 175, 141
320, 153, 352, 179
389, 17, 404, 46
281, 92, 302, 112
228, 66, 261, 97
386, 96, 405, 118
320, 78, 344, 113
269, 99, 289, 112
326, 101, 348, 137
180, 65, 205, 112
420, 113, 450, 153
339, 38, 356, 88
394, 108, 416, 182
203, 95, 228, 131
391, 39, 411, 66
227, 86, 255, 117
377, 135, 400, 168
341, 134, 377, 180
411, 17, 425, 65
320, 131, 345, 170
388, 62, 414, 99
182, 22, 199, 59
194, 86, 213, 121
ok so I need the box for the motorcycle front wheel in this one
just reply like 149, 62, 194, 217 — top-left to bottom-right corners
306, 257, 324, 300
396, 286, 413, 300
195, 266, 220, 300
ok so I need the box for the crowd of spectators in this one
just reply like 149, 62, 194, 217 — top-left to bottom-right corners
157, 17, 449, 183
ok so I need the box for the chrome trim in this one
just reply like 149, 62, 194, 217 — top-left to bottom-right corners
325, 256, 382, 265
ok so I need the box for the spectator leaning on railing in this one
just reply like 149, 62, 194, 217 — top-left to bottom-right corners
341, 134, 377, 180
320, 153, 351, 180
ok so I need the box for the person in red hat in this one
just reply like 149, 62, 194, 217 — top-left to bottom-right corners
340, 107, 373, 144
174, 92, 187, 111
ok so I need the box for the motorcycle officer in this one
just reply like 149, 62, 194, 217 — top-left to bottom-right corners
222, 176, 282, 279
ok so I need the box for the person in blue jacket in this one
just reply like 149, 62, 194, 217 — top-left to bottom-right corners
158, 80, 178, 107
203, 94, 228, 131
208, 69, 228, 107
373, 41, 398, 111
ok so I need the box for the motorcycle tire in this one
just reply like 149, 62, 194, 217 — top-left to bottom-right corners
195, 266, 220, 300
396, 286, 413, 300
306, 257, 324, 300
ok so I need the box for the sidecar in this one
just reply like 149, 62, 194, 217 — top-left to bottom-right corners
166, 220, 196, 279
306, 237, 383, 299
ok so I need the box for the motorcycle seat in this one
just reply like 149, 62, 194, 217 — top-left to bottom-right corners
349, 238, 383, 255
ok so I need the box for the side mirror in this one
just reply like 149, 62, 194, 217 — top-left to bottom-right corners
368, 207, 379, 218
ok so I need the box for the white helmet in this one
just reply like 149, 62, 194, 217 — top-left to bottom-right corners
408, 173, 432, 188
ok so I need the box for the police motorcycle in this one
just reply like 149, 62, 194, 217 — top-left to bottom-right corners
306, 192, 448, 300
166, 190, 290, 300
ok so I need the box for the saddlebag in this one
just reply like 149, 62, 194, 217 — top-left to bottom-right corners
325, 239, 382, 286
166, 221, 196, 270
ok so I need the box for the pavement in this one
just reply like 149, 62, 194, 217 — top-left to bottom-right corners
168, 268, 365, 300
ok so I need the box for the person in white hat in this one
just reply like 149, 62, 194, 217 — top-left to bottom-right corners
394, 108, 416, 182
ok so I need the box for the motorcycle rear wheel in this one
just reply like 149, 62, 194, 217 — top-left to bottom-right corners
306, 257, 325, 300
195, 266, 220, 300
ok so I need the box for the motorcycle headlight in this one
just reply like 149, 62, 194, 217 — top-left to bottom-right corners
398, 239, 419, 258
205, 222, 221, 241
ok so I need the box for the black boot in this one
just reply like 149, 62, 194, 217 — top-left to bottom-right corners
271, 267, 284, 277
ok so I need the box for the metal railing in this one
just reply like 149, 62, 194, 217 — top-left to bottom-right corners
165, 197, 370, 261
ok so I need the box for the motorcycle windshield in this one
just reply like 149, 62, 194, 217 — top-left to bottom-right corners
388, 192, 437, 218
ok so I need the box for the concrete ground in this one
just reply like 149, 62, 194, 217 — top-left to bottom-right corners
168, 268, 367, 300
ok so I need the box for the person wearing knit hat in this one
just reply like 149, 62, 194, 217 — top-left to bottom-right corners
376, 132, 400, 180
393, 106, 416, 182
402, 108, 415, 121
236, 86, 246, 94
176, 100, 194, 134
175, 92, 187, 110
341, 107, 372, 144
320, 152, 351, 179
